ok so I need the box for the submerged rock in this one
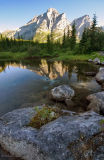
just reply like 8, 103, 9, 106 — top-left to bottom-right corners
50, 85, 75, 102
96, 68, 104, 84
87, 91, 104, 114
83, 71, 96, 76
0, 108, 104, 160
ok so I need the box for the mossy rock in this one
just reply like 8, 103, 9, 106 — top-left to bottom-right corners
29, 106, 62, 129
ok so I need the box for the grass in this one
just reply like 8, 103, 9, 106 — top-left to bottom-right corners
0, 50, 104, 62
0, 51, 28, 60
53, 51, 104, 61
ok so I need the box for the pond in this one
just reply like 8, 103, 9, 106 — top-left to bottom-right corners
0, 59, 101, 116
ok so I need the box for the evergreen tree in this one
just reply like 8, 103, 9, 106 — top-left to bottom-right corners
0, 34, 2, 39
67, 26, 70, 40
70, 22, 76, 50
79, 14, 100, 53
62, 30, 66, 48
65, 26, 71, 47
17, 33, 20, 39
91, 14, 97, 31
47, 34, 51, 52
50, 32, 54, 43
90, 14, 97, 51
79, 28, 91, 53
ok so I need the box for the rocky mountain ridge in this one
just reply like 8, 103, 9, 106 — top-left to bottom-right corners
2, 8, 92, 41
71, 15, 92, 38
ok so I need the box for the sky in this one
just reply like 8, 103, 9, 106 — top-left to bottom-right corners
0, 0, 104, 32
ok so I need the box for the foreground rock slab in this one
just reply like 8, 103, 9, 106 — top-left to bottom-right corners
87, 91, 104, 114
50, 85, 75, 102
0, 107, 104, 160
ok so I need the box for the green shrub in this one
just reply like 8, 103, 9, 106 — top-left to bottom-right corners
11, 46, 19, 52
28, 45, 41, 56
19, 45, 28, 52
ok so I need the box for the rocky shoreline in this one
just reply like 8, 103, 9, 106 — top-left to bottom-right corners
0, 108, 104, 160
0, 61, 104, 160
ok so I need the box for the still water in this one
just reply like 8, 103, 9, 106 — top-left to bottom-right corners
0, 59, 101, 116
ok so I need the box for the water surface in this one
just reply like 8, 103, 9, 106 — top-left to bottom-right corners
0, 59, 101, 116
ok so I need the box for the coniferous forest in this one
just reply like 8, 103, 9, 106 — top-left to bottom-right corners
0, 14, 104, 60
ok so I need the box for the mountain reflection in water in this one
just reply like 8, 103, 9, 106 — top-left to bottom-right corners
0, 59, 101, 116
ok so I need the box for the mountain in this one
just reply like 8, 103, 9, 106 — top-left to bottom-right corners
2, 30, 16, 38
102, 26, 104, 31
14, 8, 71, 42
71, 15, 92, 38
2, 8, 92, 41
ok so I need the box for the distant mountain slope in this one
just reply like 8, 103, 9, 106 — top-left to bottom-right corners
14, 8, 71, 42
102, 26, 104, 30
71, 15, 92, 38
2, 30, 16, 38
2, 8, 93, 41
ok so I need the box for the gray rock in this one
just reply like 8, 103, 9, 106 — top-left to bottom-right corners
93, 58, 101, 65
96, 67, 104, 84
88, 59, 93, 62
50, 85, 75, 102
87, 91, 104, 114
0, 108, 104, 160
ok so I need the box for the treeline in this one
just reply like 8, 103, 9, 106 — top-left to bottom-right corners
0, 35, 34, 52
60, 14, 104, 54
0, 14, 104, 57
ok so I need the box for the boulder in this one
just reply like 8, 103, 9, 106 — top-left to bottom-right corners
87, 91, 104, 114
96, 67, 104, 84
88, 59, 93, 62
0, 108, 104, 160
50, 85, 75, 102
93, 58, 101, 65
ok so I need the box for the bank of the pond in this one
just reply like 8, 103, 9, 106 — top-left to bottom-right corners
0, 51, 28, 60
52, 51, 104, 61
0, 51, 104, 62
